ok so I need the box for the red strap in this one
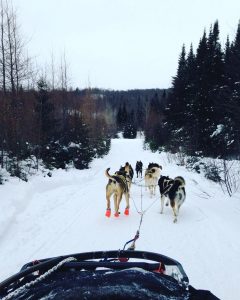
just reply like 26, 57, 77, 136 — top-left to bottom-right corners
118, 257, 129, 262
154, 262, 166, 274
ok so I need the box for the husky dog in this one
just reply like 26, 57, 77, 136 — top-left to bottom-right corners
145, 163, 162, 196
158, 175, 186, 223
105, 168, 130, 218
135, 161, 143, 178
119, 162, 134, 190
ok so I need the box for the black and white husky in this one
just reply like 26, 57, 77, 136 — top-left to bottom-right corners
158, 175, 186, 223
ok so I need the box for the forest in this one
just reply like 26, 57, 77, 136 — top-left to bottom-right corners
0, 0, 240, 183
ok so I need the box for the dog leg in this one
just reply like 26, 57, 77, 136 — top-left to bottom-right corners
149, 185, 152, 197
151, 185, 155, 196
153, 184, 156, 195
105, 192, 112, 217
153, 178, 157, 195
124, 192, 130, 215
115, 192, 123, 217
165, 198, 169, 206
160, 195, 165, 214
173, 204, 178, 223
114, 194, 119, 217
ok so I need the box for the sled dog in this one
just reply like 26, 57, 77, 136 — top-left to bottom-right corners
135, 161, 143, 178
145, 163, 162, 196
105, 168, 130, 217
119, 162, 134, 189
158, 175, 186, 223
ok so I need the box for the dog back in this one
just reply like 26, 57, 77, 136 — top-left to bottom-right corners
158, 176, 174, 195
106, 168, 129, 193
168, 176, 186, 203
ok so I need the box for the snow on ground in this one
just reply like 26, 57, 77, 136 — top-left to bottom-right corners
0, 138, 240, 300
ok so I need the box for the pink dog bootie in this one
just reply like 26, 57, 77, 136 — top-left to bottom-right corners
105, 209, 111, 217
124, 208, 129, 216
114, 212, 119, 217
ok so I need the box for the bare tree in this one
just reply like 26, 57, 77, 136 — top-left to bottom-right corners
6, 2, 15, 93
220, 160, 240, 197
59, 50, 69, 91
0, 0, 31, 94
51, 51, 55, 90
0, 0, 6, 93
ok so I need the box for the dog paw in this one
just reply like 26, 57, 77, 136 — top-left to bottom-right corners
173, 218, 177, 223
105, 209, 111, 217
124, 208, 129, 216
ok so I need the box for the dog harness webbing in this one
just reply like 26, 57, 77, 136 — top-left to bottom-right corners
161, 180, 174, 195
112, 175, 128, 192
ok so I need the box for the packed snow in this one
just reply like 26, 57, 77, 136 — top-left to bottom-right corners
1, 138, 240, 300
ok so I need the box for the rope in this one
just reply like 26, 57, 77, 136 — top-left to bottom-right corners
132, 179, 159, 188
122, 181, 159, 251
2, 257, 76, 300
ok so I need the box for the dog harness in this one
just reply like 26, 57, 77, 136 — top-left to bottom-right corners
112, 175, 129, 193
161, 179, 174, 195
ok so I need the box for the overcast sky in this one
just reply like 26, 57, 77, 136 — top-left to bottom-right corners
14, 0, 240, 90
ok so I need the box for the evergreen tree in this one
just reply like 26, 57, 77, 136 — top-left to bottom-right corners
145, 93, 166, 150
34, 78, 58, 167
116, 102, 128, 131
123, 109, 137, 138
192, 23, 225, 155
66, 113, 94, 169
35, 78, 57, 145
136, 96, 145, 131
230, 21, 240, 86
116, 105, 123, 130
181, 44, 197, 153
165, 44, 188, 151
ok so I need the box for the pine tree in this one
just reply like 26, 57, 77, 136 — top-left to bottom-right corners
123, 109, 137, 139
145, 93, 166, 150
165, 45, 188, 151
181, 44, 197, 153
191, 23, 225, 155
136, 97, 145, 131
116, 105, 123, 130
35, 78, 57, 145
230, 21, 240, 85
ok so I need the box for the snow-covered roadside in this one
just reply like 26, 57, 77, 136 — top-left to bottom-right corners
0, 138, 240, 300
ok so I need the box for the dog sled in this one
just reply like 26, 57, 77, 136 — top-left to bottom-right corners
0, 250, 219, 300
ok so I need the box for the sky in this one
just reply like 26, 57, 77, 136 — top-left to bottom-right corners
0, 137, 240, 300
14, 0, 240, 90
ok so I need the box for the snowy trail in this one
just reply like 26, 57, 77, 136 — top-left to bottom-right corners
1, 138, 240, 300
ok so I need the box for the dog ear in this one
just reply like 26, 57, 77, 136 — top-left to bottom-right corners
160, 165, 162, 170
106, 167, 110, 172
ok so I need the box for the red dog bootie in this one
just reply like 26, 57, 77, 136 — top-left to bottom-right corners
114, 212, 120, 217
105, 209, 111, 217
124, 208, 129, 216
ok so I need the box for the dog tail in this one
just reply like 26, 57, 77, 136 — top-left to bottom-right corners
174, 176, 185, 186
105, 168, 116, 181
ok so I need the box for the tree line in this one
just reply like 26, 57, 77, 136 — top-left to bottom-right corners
0, 0, 166, 182
3, 0, 238, 184
146, 20, 240, 159
0, 1, 112, 181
